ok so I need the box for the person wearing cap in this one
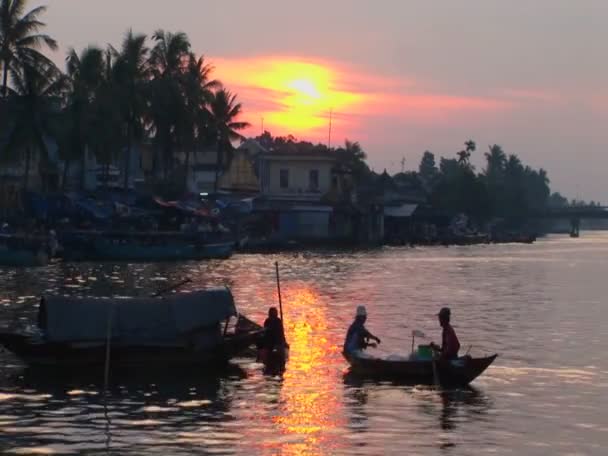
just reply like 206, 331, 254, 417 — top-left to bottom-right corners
343, 305, 381, 354
430, 307, 461, 360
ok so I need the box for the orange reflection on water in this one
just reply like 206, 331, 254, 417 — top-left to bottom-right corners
260, 284, 345, 455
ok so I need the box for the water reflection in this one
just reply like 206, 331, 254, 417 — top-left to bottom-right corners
342, 374, 493, 452
0, 366, 244, 455
1, 235, 608, 454
253, 284, 345, 455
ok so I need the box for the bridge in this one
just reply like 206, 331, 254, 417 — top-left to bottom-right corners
538, 206, 608, 219
534, 206, 608, 236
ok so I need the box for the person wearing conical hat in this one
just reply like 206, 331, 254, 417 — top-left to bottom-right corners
430, 307, 461, 360
343, 305, 381, 354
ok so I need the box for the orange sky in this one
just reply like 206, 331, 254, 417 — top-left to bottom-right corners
43, 0, 607, 199
212, 55, 513, 144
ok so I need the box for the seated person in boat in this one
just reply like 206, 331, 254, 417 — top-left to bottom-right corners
430, 307, 460, 360
261, 307, 288, 350
343, 305, 381, 354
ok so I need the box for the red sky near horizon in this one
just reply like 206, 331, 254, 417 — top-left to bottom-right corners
212, 55, 514, 146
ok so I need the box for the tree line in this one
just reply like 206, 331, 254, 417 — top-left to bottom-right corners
0, 0, 249, 192
1, 0, 593, 216
418, 142, 552, 217
254, 131, 589, 218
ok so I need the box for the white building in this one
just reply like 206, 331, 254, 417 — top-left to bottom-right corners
259, 152, 335, 202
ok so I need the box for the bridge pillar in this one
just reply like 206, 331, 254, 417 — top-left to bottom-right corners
570, 217, 580, 238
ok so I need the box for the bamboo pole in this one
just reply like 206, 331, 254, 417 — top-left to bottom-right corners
275, 261, 284, 322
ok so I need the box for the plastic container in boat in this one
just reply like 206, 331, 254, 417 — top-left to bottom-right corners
417, 344, 433, 359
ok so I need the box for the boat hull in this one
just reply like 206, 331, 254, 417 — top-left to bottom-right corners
0, 247, 48, 267
344, 352, 497, 387
0, 330, 262, 368
90, 239, 233, 261
58, 230, 235, 262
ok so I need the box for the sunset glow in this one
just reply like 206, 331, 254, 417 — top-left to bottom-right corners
211, 55, 518, 146
213, 57, 365, 136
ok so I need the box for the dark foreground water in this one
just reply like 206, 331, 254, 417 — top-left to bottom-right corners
1, 233, 607, 455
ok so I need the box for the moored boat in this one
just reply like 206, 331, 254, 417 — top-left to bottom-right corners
92, 234, 234, 261
0, 234, 53, 267
344, 351, 497, 387
0, 287, 263, 368
59, 230, 234, 262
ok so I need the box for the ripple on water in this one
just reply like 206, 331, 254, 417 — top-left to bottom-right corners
1, 234, 608, 455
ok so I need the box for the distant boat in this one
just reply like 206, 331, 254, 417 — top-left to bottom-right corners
0, 288, 263, 369
0, 234, 52, 267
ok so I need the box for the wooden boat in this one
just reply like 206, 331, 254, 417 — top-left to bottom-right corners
343, 351, 497, 387
59, 230, 234, 261
92, 236, 234, 261
0, 234, 52, 267
0, 288, 263, 368
258, 345, 289, 364
0, 245, 48, 267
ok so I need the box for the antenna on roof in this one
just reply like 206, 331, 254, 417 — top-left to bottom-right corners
328, 108, 333, 149
261, 116, 264, 135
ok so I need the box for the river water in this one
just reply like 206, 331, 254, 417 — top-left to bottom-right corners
0, 233, 607, 455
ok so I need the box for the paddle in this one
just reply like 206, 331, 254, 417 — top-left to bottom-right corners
274, 262, 284, 322
274, 262, 288, 352
103, 302, 114, 395
432, 355, 441, 387
152, 278, 192, 297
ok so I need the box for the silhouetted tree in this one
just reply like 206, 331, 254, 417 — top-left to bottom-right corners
0, 0, 57, 97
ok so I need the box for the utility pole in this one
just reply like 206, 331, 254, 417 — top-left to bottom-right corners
401, 156, 406, 173
328, 108, 333, 149
261, 116, 264, 135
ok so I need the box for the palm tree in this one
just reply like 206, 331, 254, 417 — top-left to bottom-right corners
4, 58, 66, 190
113, 30, 150, 190
0, 0, 57, 97
457, 139, 476, 167
484, 144, 506, 178
336, 139, 370, 181
180, 53, 219, 187
61, 46, 104, 189
88, 46, 122, 187
149, 30, 190, 78
148, 30, 190, 179
208, 88, 250, 191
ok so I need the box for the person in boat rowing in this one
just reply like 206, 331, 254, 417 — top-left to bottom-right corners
262, 307, 288, 351
343, 305, 381, 354
430, 307, 461, 360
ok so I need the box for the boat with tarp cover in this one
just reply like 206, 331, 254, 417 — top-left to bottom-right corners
0, 288, 263, 368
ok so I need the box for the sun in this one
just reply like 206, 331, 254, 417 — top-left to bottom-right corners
212, 56, 365, 136
287, 78, 322, 104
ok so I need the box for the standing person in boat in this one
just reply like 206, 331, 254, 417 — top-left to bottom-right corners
430, 307, 461, 360
343, 305, 381, 354
262, 307, 288, 351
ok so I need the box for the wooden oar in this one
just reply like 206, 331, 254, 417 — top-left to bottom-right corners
152, 278, 192, 297
103, 302, 114, 395
432, 356, 440, 387
275, 262, 284, 322
275, 261, 289, 354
